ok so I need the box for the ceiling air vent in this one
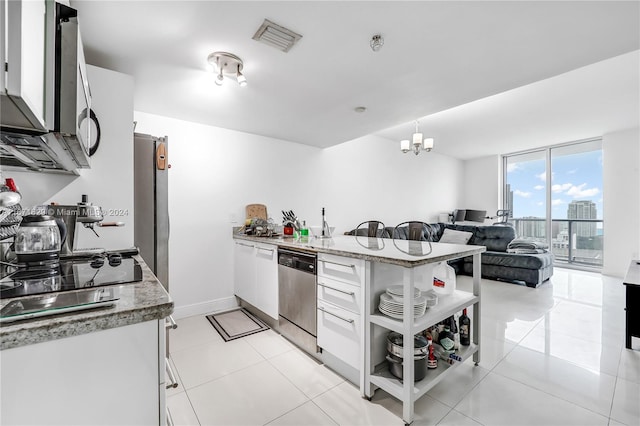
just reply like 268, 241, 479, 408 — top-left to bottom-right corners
252, 19, 302, 53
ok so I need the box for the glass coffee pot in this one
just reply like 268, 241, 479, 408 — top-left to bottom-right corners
14, 215, 64, 265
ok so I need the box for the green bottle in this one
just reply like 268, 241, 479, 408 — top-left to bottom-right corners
300, 220, 309, 236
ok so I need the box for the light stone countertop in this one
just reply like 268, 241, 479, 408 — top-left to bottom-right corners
623, 260, 640, 286
234, 234, 485, 267
0, 255, 173, 351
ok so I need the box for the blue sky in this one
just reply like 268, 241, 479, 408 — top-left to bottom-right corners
506, 150, 603, 219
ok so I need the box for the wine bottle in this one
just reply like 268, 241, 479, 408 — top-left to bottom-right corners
459, 308, 471, 346
451, 315, 460, 350
427, 336, 438, 369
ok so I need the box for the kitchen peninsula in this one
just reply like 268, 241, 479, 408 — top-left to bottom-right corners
0, 256, 173, 425
233, 234, 484, 424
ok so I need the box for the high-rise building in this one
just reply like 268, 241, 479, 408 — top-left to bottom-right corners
567, 200, 597, 237
516, 216, 546, 239
505, 184, 514, 218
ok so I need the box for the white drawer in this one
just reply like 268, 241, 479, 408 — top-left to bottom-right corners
317, 253, 365, 287
317, 300, 361, 370
317, 276, 361, 314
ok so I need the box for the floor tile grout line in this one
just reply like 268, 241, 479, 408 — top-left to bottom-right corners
436, 408, 487, 426
260, 398, 312, 426
488, 367, 613, 421
181, 386, 204, 426
174, 357, 267, 394
608, 375, 619, 424
264, 349, 346, 401
307, 399, 341, 426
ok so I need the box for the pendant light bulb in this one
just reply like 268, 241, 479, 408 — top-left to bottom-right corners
215, 73, 224, 86
215, 60, 224, 86
237, 64, 247, 87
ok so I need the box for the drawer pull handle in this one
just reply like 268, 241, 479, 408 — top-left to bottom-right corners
236, 242, 254, 248
257, 247, 274, 253
320, 259, 356, 269
165, 358, 179, 389
165, 315, 178, 330
317, 282, 355, 296
318, 306, 355, 324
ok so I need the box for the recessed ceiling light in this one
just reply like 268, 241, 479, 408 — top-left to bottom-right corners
354, 106, 367, 113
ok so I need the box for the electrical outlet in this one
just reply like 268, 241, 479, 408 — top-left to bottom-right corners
229, 213, 238, 223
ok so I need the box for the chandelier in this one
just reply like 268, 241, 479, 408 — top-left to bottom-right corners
401, 121, 434, 155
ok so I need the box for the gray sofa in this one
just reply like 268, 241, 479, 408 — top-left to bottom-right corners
349, 222, 553, 288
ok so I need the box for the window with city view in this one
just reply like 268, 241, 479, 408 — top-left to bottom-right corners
504, 139, 603, 268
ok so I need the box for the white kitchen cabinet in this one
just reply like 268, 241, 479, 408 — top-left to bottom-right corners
233, 240, 279, 320
317, 253, 365, 286
254, 242, 278, 319
0, 319, 165, 425
1, 0, 52, 131
316, 253, 365, 371
234, 240, 256, 303
317, 299, 362, 369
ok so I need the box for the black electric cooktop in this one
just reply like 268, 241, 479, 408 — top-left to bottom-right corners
0, 256, 143, 299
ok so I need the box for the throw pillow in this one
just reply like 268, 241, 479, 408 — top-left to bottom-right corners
438, 228, 473, 245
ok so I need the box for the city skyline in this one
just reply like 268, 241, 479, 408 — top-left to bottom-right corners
505, 149, 603, 220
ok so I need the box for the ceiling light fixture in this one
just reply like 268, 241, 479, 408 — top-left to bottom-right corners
401, 120, 434, 155
370, 34, 384, 52
207, 51, 246, 87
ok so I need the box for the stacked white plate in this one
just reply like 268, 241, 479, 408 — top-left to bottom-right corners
378, 285, 427, 319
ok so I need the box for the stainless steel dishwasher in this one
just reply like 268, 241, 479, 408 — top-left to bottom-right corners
278, 248, 318, 354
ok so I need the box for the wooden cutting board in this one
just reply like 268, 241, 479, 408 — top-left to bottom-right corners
246, 203, 267, 220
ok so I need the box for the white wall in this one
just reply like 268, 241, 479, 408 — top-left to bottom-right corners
462, 155, 501, 224
319, 134, 464, 229
602, 127, 640, 277
133, 112, 465, 317
133, 112, 323, 317
3, 66, 135, 250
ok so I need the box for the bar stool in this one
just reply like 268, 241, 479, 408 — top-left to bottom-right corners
354, 220, 388, 238
392, 221, 430, 241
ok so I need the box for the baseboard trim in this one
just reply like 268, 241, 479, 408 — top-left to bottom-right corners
172, 297, 238, 320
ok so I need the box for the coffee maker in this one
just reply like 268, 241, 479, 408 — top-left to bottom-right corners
50, 194, 104, 255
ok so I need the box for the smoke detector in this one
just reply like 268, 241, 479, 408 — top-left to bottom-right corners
370, 34, 384, 52
252, 19, 302, 52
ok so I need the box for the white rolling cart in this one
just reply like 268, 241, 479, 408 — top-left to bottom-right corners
362, 245, 484, 425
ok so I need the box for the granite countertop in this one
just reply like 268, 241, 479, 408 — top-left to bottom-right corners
234, 234, 485, 267
0, 255, 173, 351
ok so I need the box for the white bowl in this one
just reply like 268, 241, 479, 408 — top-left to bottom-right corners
309, 225, 335, 238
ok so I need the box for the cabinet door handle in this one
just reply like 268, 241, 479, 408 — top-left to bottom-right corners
318, 306, 355, 324
165, 358, 179, 389
317, 282, 355, 296
257, 247, 274, 253
320, 259, 356, 269
236, 242, 254, 248
165, 315, 177, 330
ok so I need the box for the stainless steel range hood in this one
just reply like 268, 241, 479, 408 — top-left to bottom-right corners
0, 1, 91, 175
0, 131, 88, 174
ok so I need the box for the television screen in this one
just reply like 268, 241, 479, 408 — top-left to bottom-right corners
453, 209, 466, 222
464, 210, 487, 222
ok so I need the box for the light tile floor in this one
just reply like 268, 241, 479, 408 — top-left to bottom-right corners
167, 268, 640, 425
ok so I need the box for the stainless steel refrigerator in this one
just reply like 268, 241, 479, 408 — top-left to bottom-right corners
133, 133, 169, 291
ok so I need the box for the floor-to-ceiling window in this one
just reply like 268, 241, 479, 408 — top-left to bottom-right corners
504, 138, 603, 269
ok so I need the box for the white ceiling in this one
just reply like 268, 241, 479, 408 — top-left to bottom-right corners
72, 1, 640, 159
